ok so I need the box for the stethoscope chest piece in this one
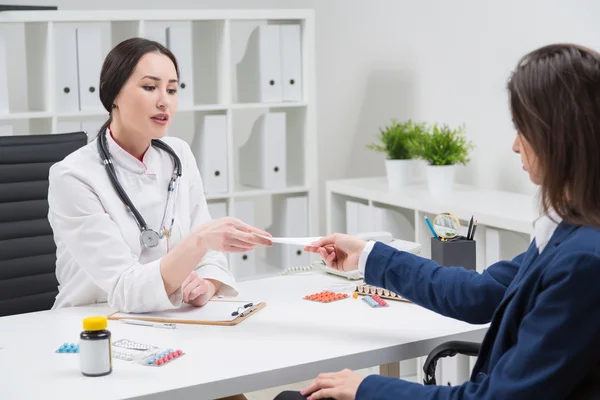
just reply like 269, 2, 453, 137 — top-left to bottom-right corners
140, 229, 160, 248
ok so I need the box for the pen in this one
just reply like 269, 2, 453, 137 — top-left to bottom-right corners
121, 319, 176, 329
470, 221, 478, 240
467, 216, 474, 239
423, 215, 438, 238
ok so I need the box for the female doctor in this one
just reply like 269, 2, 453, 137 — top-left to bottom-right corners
279, 43, 600, 399
48, 37, 272, 313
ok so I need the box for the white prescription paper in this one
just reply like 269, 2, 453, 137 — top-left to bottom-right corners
253, 233, 323, 246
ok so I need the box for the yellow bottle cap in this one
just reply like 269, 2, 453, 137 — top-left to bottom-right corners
83, 316, 108, 331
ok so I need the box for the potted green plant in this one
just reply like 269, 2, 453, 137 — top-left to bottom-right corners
367, 119, 427, 189
414, 123, 473, 197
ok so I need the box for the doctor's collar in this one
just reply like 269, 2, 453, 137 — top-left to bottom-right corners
104, 127, 156, 175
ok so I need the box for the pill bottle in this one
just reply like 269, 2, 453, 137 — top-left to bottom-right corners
80, 316, 112, 377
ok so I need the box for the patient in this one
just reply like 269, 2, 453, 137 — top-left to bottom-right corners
276, 43, 600, 399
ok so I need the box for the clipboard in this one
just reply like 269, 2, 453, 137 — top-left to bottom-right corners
107, 300, 266, 326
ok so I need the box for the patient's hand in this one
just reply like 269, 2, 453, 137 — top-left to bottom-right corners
182, 272, 221, 307
304, 234, 367, 272
301, 368, 363, 400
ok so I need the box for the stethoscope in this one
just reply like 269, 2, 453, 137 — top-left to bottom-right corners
97, 130, 182, 248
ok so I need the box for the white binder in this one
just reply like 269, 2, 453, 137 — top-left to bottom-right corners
229, 199, 256, 277
236, 25, 283, 103
345, 201, 372, 235
56, 120, 81, 134
207, 202, 228, 220
269, 195, 310, 267
239, 112, 286, 189
0, 124, 13, 136
345, 201, 359, 235
192, 114, 228, 194
166, 22, 193, 107
54, 24, 79, 113
76, 26, 103, 111
280, 25, 302, 102
357, 203, 373, 233
258, 25, 283, 102
0, 31, 9, 113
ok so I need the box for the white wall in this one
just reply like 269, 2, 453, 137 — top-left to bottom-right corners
10, 0, 600, 229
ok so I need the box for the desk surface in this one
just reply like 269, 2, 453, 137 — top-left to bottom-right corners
0, 273, 487, 400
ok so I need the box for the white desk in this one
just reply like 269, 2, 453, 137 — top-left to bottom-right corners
0, 273, 487, 400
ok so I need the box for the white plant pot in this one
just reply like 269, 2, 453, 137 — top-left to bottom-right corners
385, 159, 415, 190
426, 165, 455, 197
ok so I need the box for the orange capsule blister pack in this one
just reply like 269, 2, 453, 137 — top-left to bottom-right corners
304, 291, 349, 303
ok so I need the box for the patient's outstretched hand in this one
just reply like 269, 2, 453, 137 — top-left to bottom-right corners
304, 234, 367, 272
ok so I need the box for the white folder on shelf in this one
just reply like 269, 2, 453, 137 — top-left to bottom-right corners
236, 25, 284, 103
54, 24, 79, 113
346, 201, 373, 235
193, 114, 228, 194
357, 203, 373, 233
239, 112, 286, 189
0, 124, 13, 136
258, 25, 283, 102
0, 32, 9, 114
207, 201, 228, 220
56, 120, 81, 134
229, 200, 256, 277
268, 195, 310, 267
345, 201, 359, 235
166, 22, 193, 107
280, 25, 302, 102
76, 26, 103, 111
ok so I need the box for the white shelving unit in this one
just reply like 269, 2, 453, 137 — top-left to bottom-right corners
0, 9, 318, 281
326, 176, 538, 384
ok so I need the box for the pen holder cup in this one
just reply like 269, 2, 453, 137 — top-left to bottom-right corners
431, 236, 476, 271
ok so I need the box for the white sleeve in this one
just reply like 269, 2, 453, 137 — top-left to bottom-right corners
48, 164, 182, 313
358, 240, 376, 273
184, 145, 238, 296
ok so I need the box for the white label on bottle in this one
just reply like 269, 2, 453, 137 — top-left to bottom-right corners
79, 338, 112, 375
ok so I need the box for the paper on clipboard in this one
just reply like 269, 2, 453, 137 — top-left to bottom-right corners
253, 233, 323, 246
108, 300, 264, 325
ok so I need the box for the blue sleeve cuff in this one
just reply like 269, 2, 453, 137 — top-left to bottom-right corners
357, 374, 434, 400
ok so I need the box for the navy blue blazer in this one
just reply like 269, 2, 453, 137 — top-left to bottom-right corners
357, 222, 600, 399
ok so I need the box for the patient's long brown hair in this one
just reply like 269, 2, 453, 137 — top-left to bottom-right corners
508, 43, 600, 227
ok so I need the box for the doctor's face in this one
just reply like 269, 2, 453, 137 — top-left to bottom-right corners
512, 133, 542, 185
113, 52, 179, 141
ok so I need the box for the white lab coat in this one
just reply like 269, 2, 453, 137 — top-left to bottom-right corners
47, 130, 237, 313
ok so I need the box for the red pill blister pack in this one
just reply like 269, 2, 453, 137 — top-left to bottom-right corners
304, 291, 349, 303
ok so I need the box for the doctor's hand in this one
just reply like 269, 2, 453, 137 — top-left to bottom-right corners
304, 234, 367, 272
301, 369, 364, 400
182, 271, 221, 306
195, 217, 272, 253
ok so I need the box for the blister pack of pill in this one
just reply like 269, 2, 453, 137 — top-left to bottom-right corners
362, 294, 389, 308
111, 339, 184, 366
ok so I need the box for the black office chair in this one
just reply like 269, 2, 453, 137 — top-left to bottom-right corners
0, 132, 87, 317
423, 341, 481, 385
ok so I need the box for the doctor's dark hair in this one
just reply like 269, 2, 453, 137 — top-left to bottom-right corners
508, 43, 600, 227
97, 37, 180, 137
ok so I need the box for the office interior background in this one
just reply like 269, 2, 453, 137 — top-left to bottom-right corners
1, 0, 597, 398
7, 0, 598, 229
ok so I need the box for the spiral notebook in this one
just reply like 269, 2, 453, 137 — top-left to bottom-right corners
107, 300, 266, 326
